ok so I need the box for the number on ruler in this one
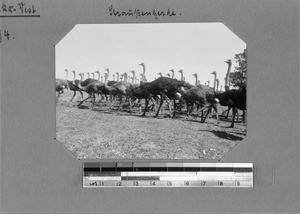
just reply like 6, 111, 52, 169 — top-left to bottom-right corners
99, 181, 104, 186
200, 181, 206, 186
235, 180, 240, 186
150, 181, 156, 186
133, 181, 139, 186
117, 181, 122, 186
167, 181, 172, 186
218, 181, 223, 186
184, 181, 190, 186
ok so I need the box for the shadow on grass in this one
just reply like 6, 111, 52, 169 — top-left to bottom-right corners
210, 130, 244, 141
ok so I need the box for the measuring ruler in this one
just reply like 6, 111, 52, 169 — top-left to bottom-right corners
83, 162, 253, 188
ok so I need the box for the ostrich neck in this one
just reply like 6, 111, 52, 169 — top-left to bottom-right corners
194, 75, 198, 85
72, 71, 76, 83
172, 72, 174, 79
225, 63, 232, 87
180, 72, 183, 81
213, 75, 216, 90
65, 70, 68, 80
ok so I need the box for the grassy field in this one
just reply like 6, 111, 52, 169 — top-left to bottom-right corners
55, 90, 246, 160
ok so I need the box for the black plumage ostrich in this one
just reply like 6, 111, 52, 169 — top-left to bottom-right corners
132, 77, 187, 117
215, 85, 246, 128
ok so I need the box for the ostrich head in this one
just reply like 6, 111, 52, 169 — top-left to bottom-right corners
166, 73, 170, 78
225, 59, 232, 65
157, 72, 162, 77
211, 71, 217, 76
139, 63, 145, 67
170, 69, 174, 73
105, 68, 110, 76
193, 73, 198, 78
178, 69, 183, 74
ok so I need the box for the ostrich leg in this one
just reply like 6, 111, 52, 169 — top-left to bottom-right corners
229, 107, 238, 128
155, 95, 164, 117
78, 95, 93, 106
142, 98, 149, 116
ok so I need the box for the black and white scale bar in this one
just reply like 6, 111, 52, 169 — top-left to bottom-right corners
83, 163, 253, 188
83, 162, 253, 173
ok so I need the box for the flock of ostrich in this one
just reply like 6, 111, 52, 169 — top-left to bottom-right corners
56, 60, 246, 128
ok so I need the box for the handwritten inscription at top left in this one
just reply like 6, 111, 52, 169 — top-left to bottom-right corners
0, 2, 39, 17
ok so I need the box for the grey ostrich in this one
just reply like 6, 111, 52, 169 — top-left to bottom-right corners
178, 69, 184, 81
139, 63, 147, 82
76, 74, 101, 108
68, 70, 84, 102
182, 84, 220, 123
211, 71, 217, 90
224, 59, 232, 91
103, 69, 133, 112
56, 69, 69, 90
169, 69, 175, 79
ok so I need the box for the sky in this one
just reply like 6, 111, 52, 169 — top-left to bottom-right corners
55, 23, 246, 90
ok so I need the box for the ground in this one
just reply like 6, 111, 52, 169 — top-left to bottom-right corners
55, 90, 246, 160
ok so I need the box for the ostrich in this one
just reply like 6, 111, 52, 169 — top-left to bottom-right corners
215, 85, 246, 128
139, 63, 147, 82
87, 72, 90, 79
116, 72, 120, 82
95, 71, 100, 81
211, 71, 217, 90
216, 79, 220, 91
56, 69, 69, 90
193, 73, 199, 86
132, 77, 187, 117
166, 73, 170, 78
206, 80, 210, 87
178, 69, 184, 81
130, 70, 135, 84
103, 69, 133, 112
55, 80, 67, 103
68, 70, 84, 102
224, 59, 232, 91
123, 72, 129, 82
182, 84, 220, 124
223, 59, 234, 118
76, 73, 101, 108
170, 69, 175, 79
158, 72, 163, 77
91, 72, 95, 79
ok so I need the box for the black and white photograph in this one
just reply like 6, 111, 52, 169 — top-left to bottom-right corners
55, 23, 247, 160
